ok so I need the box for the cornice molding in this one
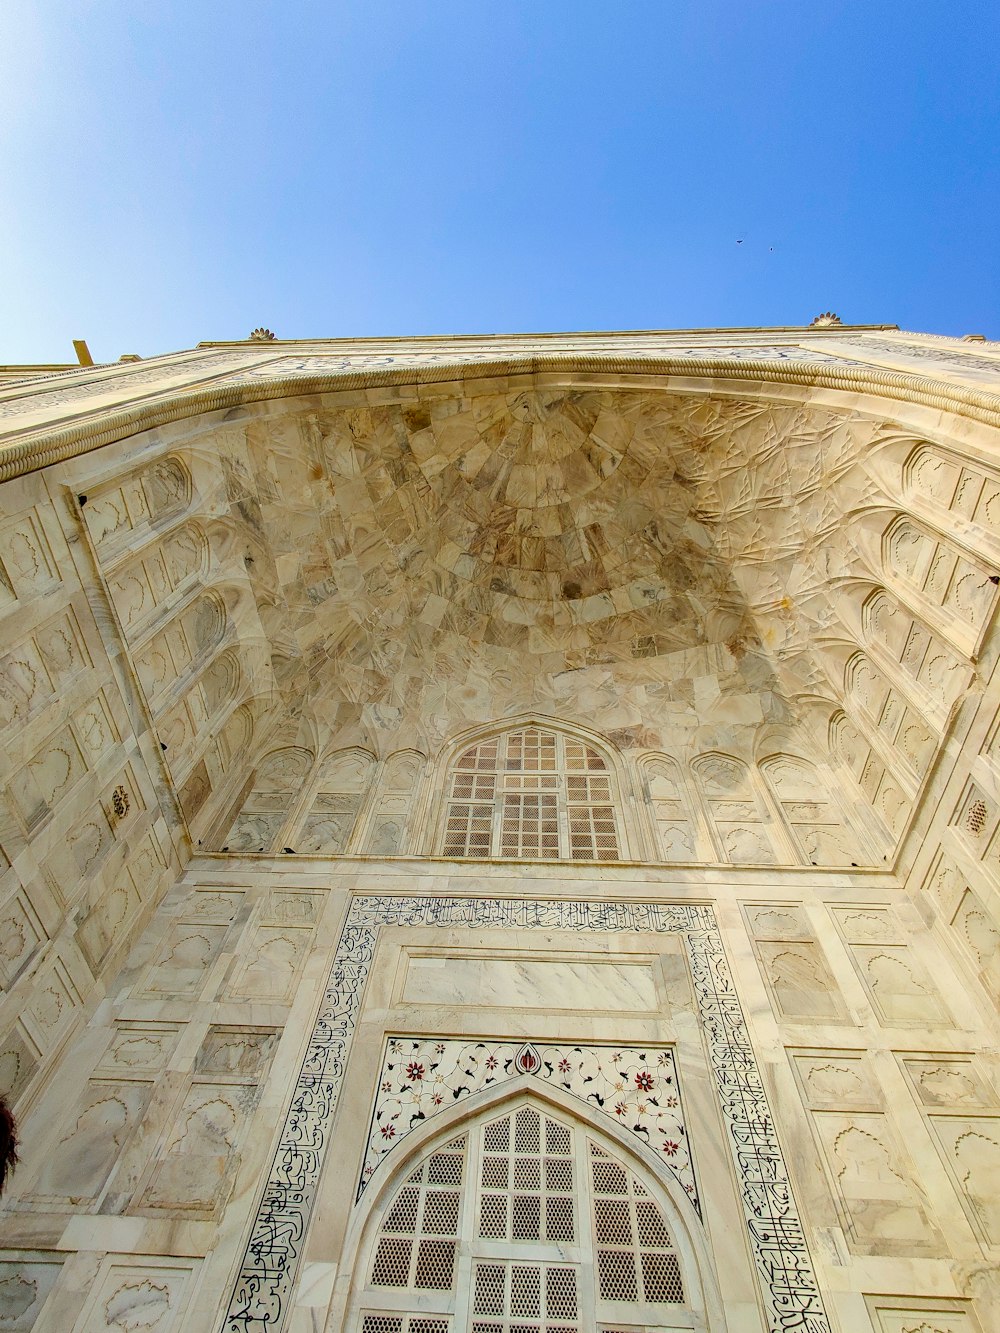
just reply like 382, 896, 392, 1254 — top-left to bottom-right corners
3, 350, 1000, 482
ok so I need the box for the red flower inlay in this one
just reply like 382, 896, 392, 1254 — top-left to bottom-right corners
406, 1062, 425, 1081
662, 1139, 679, 1156
635, 1071, 654, 1091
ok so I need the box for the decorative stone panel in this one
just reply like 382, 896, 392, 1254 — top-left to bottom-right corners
359, 1038, 698, 1213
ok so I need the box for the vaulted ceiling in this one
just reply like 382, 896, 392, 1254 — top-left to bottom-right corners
218, 381, 896, 759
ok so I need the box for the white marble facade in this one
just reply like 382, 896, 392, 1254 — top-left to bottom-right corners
0, 324, 999, 1332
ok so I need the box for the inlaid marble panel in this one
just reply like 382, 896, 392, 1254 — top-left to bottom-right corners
359, 1037, 697, 1212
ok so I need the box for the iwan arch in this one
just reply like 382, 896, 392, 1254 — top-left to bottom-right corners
0, 323, 999, 1332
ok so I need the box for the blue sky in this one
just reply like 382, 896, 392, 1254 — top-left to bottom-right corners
1, 2, 998, 363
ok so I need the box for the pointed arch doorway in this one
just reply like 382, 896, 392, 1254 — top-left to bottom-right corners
342, 1089, 718, 1333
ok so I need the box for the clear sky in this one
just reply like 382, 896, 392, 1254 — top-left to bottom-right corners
1, 2, 998, 364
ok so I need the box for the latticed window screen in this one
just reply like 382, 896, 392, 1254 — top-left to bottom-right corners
355, 1103, 693, 1333
442, 729, 621, 861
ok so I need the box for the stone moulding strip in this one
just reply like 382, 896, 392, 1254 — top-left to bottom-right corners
4, 351, 1000, 481
222, 895, 831, 1333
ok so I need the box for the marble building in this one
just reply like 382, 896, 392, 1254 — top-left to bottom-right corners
0, 322, 999, 1333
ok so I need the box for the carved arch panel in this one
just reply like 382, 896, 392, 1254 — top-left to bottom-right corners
84, 454, 192, 557
759, 754, 860, 867
691, 752, 786, 865
345, 1095, 710, 1333
221, 745, 315, 853
882, 515, 996, 648
298, 748, 377, 854
639, 753, 703, 863
905, 443, 1000, 540
829, 710, 908, 841
362, 750, 428, 855
861, 588, 968, 718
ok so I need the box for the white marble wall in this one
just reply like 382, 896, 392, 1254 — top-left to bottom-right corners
2, 328, 1000, 1332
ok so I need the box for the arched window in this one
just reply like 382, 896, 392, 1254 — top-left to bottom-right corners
442, 728, 621, 861
352, 1100, 702, 1333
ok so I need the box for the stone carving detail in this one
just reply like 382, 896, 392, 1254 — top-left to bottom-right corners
75, 831, 166, 975
927, 1118, 1000, 1243
363, 748, 425, 855
788, 1039, 941, 1257
830, 708, 907, 841
834, 901, 950, 1027
949, 785, 1000, 902
0, 509, 59, 605
692, 753, 780, 864
138, 1082, 259, 1218
135, 592, 227, 711
85, 457, 191, 554
869, 1300, 979, 1333
222, 746, 313, 852
299, 747, 374, 853
760, 754, 858, 866
905, 443, 1000, 539
0, 1029, 39, 1105
224, 897, 830, 1333
144, 923, 228, 995
952, 889, 1000, 992
195, 1027, 280, 1077
98, 1025, 181, 1074
746, 904, 848, 1022
900, 1056, 1000, 1246
22, 958, 80, 1053
852, 947, 951, 1024
0, 611, 89, 730
183, 888, 245, 923
27, 1079, 154, 1207
0, 1257, 62, 1329
225, 926, 310, 1002
792, 1051, 880, 1110
863, 589, 967, 715
106, 519, 209, 639
901, 1058, 995, 1109
73, 689, 120, 762
359, 1038, 697, 1212
0, 892, 46, 986
845, 651, 937, 779
72, 1258, 198, 1333
883, 515, 996, 639
642, 753, 699, 862
814, 1113, 940, 1252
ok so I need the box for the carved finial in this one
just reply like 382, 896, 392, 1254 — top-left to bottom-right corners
249, 327, 276, 342
809, 312, 843, 327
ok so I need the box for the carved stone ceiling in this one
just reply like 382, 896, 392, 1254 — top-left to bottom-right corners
223, 384, 890, 755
